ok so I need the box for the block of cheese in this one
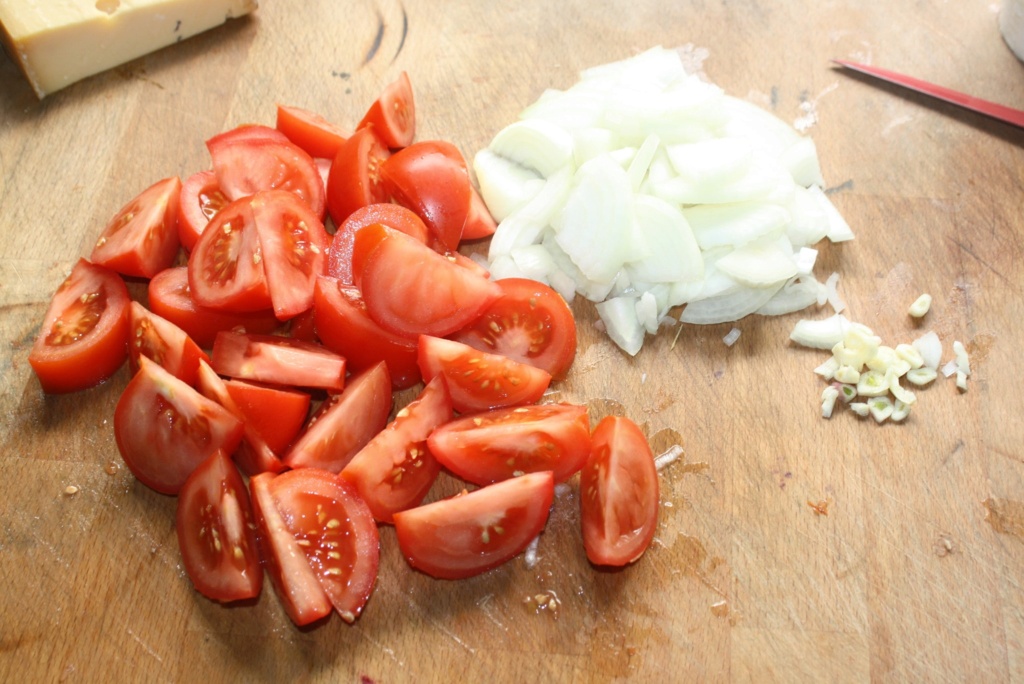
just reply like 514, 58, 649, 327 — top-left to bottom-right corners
0, 0, 258, 98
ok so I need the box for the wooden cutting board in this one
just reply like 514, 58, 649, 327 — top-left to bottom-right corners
3, 1, 1024, 681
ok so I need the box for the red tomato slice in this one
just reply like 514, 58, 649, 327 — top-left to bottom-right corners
210, 331, 346, 392
249, 472, 333, 626
127, 301, 208, 387
461, 186, 497, 241
224, 379, 310, 455
417, 335, 551, 414
29, 259, 130, 394
206, 123, 289, 147
248, 190, 330, 320
327, 203, 429, 284
427, 403, 590, 485
312, 277, 421, 390
114, 356, 244, 495
357, 71, 416, 148
356, 225, 502, 337
208, 136, 326, 220
187, 196, 272, 314
284, 362, 391, 473
179, 170, 229, 253
176, 449, 262, 603
340, 376, 452, 523
265, 468, 380, 623
276, 105, 349, 160
325, 127, 391, 226
89, 176, 182, 279
393, 471, 555, 580
380, 141, 472, 251
195, 359, 284, 476
148, 266, 280, 349
287, 307, 319, 343
580, 415, 660, 567
450, 277, 577, 380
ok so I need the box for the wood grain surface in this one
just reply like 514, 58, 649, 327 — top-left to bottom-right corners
2, 1, 1024, 682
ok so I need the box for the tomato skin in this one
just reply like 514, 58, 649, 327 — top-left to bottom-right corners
179, 170, 229, 253
580, 416, 660, 567
393, 471, 555, 580
114, 356, 245, 495
224, 379, 310, 455
249, 472, 333, 626
461, 187, 497, 241
248, 190, 331, 320
427, 403, 591, 485
450, 277, 577, 381
211, 331, 346, 392
266, 468, 380, 623
188, 196, 273, 314
357, 226, 503, 337
357, 71, 416, 148
90, 176, 182, 279
327, 203, 429, 284
148, 266, 280, 349
380, 141, 471, 251
29, 259, 131, 394
312, 277, 421, 390
417, 335, 552, 414
340, 375, 453, 524
326, 127, 391, 227
208, 136, 326, 220
284, 362, 392, 473
276, 105, 349, 160
176, 449, 263, 603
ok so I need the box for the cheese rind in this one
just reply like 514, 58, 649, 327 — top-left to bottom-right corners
0, 0, 258, 98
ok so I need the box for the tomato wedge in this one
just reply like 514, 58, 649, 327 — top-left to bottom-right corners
357, 71, 415, 148
224, 379, 310, 455
194, 360, 286, 476
580, 416, 660, 567
284, 362, 392, 473
356, 225, 502, 337
450, 277, 577, 380
89, 176, 182, 278
249, 472, 333, 626
249, 190, 330, 320
326, 127, 391, 226
326, 203, 429, 284
266, 468, 380, 623
178, 170, 230, 253
211, 331, 346, 392
148, 266, 280, 349
127, 301, 208, 387
208, 136, 326, 220
29, 259, 131, 394
206, 123, 289, 147
461, 187, 497, 241
176, 449, 262, 603
380, 141, 472, 251
114, 356, 244, 495
312, 277, 421, 390
393, 471, 555, 580
340, 376, 452, 523
188, 196, 272, 314
418, 335, 551, 414
427, 403, 590, 485
276, 105, 349, 160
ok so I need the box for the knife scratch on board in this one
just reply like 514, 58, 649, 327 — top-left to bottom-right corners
126, 628, 164, 664
403, 595, 477, 654
947, 236, 1017, 292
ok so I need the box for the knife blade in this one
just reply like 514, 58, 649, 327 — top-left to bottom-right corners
832, 58, 1024, 130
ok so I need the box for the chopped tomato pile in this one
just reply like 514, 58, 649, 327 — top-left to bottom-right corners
28, 73, 662, 627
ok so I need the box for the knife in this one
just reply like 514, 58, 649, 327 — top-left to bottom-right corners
832, 58, 1024, 130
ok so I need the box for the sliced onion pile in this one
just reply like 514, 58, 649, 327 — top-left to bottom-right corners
473, 46, 853, 355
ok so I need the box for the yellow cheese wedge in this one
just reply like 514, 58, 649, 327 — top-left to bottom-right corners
0, 0, 258, 98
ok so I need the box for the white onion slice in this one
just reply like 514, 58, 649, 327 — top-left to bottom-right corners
474, 46, 854, 355
790, 314, 852, 349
